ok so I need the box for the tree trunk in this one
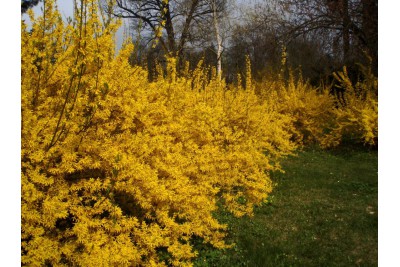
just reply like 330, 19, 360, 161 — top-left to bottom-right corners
211, 0, 223, 81
342, 0, 350, 64
177, 0, 200, 60
163, 1, 176, 55
361, 0, 378, 75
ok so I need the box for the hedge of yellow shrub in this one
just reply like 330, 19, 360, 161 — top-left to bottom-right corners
256, 71, 337, 147
326, 65, 378, 147
21, 1, 296, 266
255, 64, 377, 148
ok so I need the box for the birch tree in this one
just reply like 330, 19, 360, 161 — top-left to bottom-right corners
112, 0, 222, 60
207, 0, 223, 80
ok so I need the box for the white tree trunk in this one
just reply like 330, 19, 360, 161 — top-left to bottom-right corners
211, 0, 223, 81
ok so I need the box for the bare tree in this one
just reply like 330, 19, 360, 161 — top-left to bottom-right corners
112, 0, 225, 62
22, 0, 41, 13
225, 0, 377, 81
206, 0, 223, 80
281, 0, 377, 72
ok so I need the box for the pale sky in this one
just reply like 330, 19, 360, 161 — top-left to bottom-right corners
20, 0, 259, 52
22, 0, 126, 51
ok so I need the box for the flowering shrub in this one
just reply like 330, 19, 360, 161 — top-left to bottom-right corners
21, 1, 295, 266
325, 65, 378, 147
255, 64, 378, 148
256, 71, 337, 147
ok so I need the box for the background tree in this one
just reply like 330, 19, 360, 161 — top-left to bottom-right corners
106, 0, 377, 83
21, 0, 41, 13
222, 0, 377, 84
112, 0, 226, 65
282, 0, 377, 74
224, 1, 293, 82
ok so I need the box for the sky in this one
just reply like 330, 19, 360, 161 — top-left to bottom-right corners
22, 0, 127, 51
20, 0, 263, 52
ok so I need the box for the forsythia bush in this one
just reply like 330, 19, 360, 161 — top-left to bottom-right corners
324, 65, 378, 147
21, 1, 295, 266
255, 65, 378, 148
256, 71, 336, 147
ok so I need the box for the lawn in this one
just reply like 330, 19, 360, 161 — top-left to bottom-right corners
194, 145, 378, 267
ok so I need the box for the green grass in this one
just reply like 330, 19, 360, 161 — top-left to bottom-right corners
193, 145, 378, 267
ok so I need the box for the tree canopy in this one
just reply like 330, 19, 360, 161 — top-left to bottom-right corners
21, 0, 41, 13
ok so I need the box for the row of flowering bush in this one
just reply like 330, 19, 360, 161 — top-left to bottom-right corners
22, 1, 296, 266
255, 64, 377, 148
